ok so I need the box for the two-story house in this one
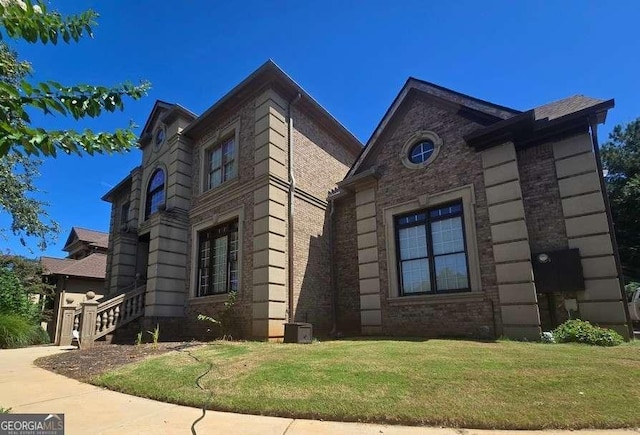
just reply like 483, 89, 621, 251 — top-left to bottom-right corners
102, 61, 361, 340
102, 61, 631, 341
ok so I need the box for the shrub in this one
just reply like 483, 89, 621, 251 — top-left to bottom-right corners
0, 314, 50, 349
552, 319, 623, 347
625, 281, 639, 302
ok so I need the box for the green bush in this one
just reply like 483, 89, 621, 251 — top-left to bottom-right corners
552, 319, 623, 346
0, 267, 40, 321
0, 314, 50, 349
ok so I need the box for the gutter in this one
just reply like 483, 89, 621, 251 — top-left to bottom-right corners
287, 93, 302, 323
589, 117, 634, 340
329, 197, 337, 336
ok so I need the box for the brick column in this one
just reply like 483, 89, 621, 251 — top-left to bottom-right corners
355, 185, 382, 335
252, 89, 289, 340
482, 142, 541, 340
552, 134, 629, 338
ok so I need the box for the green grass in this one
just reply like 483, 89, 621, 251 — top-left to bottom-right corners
94, 339, 640, 429
0, 313, 49, 349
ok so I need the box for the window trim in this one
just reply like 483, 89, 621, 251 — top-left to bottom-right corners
399, 130, 443, 170
383, 184, 482, 300
199, 121, 239, 194
144, 167, 166, 219
394, 201, 471, 296
120, 201, 130, 228
189, 206, 244, 301
196, 220, 239, 297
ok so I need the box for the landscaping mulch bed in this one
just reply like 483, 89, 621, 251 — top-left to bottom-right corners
34, 342, 203, 382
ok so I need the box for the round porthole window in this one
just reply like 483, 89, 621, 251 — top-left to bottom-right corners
399, 131, 443, 169
409, 140, 435, 164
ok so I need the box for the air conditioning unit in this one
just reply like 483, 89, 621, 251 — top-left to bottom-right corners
284, 322, 313, 344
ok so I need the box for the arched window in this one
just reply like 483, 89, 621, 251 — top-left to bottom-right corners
145, 168, 165, 218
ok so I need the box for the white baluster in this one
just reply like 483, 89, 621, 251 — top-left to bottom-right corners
108, 308, 114, 329
114, 306, 120, 327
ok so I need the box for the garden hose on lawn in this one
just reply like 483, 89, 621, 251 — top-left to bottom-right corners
176, 345, 214, 435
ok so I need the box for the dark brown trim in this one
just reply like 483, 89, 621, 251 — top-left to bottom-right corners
589, 119, 634, 339
465, 100, 615, 152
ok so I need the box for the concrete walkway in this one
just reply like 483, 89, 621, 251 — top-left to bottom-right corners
0, 346, 637, 435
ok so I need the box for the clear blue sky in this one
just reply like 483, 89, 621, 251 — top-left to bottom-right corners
2, 0, 639, 258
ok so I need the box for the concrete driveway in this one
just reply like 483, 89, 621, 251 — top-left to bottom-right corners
0, 346, 637, 435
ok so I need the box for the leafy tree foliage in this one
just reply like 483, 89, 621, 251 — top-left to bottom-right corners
601, 118, 640, 279
0, 0, 150, 157
0, 152, 58, 249
0, 1, 149, 249
0, 254, 53, 321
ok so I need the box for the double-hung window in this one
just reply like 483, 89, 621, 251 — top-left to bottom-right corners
208, 137, 236, 189
197, 220, 239, 297
395, 201, 470, 295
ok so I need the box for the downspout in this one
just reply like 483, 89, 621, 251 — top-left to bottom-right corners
287, 93, 302, 323
329, 197, 337, 336
589, 118, 634, 339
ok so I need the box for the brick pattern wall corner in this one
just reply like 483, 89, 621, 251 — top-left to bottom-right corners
552, 134, 630, 339
481, 142, 541, 340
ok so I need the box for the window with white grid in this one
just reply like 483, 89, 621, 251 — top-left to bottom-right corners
395, 202, 470, 295
208, 137, 236, 190
197, 220, 239, 297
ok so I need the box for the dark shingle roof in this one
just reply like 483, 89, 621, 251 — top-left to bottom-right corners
41, 253, 107, 279
533, 95, 606, 121
64, 227, 109, 251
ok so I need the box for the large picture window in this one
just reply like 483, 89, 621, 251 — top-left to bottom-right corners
395, 201, 470, 295
197, 220, 239, 297
145, 168, 165, 219
208, 137, 236, 190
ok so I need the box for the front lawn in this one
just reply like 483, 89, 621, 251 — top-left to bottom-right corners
94, 339, 640, 429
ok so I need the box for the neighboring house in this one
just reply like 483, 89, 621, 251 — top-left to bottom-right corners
41, 227, 107, 341
103, 60, 631, 341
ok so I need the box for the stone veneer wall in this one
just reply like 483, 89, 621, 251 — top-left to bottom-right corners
355, 185, 383, 335
251, 90, 289, 340
551, 133, 630, 338
481, 142, 541, 340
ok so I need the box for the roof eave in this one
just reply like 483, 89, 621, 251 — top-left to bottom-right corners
465, 99, 615, 150
101, 173, 133, 202
182, 60, 363, 155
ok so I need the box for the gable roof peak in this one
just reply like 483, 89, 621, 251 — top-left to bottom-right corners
345, 77, 519, 178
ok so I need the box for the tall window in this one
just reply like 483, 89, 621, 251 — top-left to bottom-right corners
208, 137, 236, 190
197, 220, 239, 297
120, 201, 130, 226
395, 201, 470, 295
145, 168, 165, 218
